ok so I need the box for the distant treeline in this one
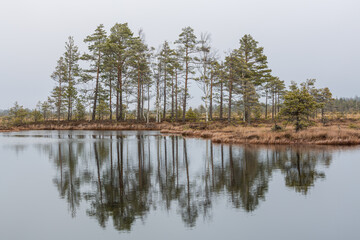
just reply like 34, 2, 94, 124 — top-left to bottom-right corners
0, 110, 9, 117
332, 97, 360, 114
2, 23, 357, 127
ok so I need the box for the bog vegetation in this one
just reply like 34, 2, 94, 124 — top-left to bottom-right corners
1, 23, 359, 132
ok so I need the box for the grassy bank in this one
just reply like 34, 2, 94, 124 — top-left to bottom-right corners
1, 120, 360, 145
161, 125, 360, 145
0, 121, 167, 132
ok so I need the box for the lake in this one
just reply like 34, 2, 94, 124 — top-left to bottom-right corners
0, 130, 359, 240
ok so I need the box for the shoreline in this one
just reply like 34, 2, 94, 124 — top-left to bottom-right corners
1, 121, 360, 146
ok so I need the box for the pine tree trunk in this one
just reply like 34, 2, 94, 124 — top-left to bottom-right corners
116, 81, 119, 121
163, 66, 167, 121
67, 51, 73, 121
265, 90, 268, 119
182, 48, 188, 122
137, 66, 141, 121
117, 66, 123, 121
147, 84, 150, 124
228, 79, 232, 122
67, 83, 72, 121
272, 90, 275, 121
243, 80, 248, 123
171, 74, 174, 120
58, 80, 62, 122
209, 72, 213, 120
277, 91, 280, 114
92, 52, 101, 121
156, 68, 161, 123
142, 79, 145, 121
220, 80, 223, 120
109, 75, 112, 120
204, 61, 208, 122
175, 70, 178, 122
274, 90, 277, 117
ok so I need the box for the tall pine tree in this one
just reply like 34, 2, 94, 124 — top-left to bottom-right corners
175, 27, 197, 122
63, 36, 81, 120
82, 24, 107, 121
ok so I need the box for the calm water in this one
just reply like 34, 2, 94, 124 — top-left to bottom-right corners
0, 130, 359, 240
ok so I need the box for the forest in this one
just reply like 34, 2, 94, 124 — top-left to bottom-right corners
1, 23, 360, 132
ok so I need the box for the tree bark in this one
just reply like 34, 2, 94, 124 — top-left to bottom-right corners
209, 72, 213, 120
175, 70, 178, 122
171, 74, 174, 120
265, 89, 268, 119
109, 74, 112, 120
220, 79, 223, 120
163, 65, 167, 121
117, 65, 123, 121
182, 48, 189, 122
137, 65, 141, 121
147, 83, 150, 124
116, 80, 119, 121
92, 52, 101, 121
228, 78, 232, 122
58, 79, 62, 122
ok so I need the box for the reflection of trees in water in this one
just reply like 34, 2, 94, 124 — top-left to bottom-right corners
275, 147, 327, 194
224, 145, 271, 211
49, 134, 333, 231
86, 135, 152, 231
178, 138, 198, 228
52, 142, 81, 217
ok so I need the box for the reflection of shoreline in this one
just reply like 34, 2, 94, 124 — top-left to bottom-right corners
46, 132, 334, 231
3, 130, 359, 152
2, 121, 360, 146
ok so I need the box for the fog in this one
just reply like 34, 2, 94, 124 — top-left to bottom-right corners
0, 0, 359, 109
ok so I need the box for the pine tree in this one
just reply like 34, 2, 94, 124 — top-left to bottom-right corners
216, 62, 226, 120
51, 57, 67, 121
158, 41, 174, 121
7, 102, 28, 125
280, 82, 317, 132
185, 107, 198, 122
32, 101, 43, 122
74, 98, 86, 120
267, 76, 285, 121
63, 36, 81, 120
171, 49, 183, 121
153, 60, 162, 123
41, 99, 52, 121
224, 51, 240, 122
107, 23, 134, 121
96, 99, 110, 120
236, 34, 271, 123
317, 87, 333, 125
209, 60, 220, 120
195, 32, 215, 122
175, 27, 197, 122
82, 24, 107, 121
101, 45, 118, 120
128, 34, 151, 122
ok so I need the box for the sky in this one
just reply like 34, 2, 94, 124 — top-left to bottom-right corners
0, 0, 359, 109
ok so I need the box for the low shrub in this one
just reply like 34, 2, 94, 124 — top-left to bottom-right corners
271, 124, 282, 131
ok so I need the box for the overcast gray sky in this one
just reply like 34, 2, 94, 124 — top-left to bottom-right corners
0, 0, 359, 109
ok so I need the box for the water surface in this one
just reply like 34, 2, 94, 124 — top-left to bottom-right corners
1, 130, 359, 240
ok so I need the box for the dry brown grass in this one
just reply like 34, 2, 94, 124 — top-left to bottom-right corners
0, 118, 11, 132
160, 124, 360, 146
